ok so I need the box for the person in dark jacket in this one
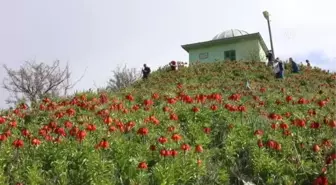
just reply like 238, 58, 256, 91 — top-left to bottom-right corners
289, 58, 299, 73
274, 58, 284, 79
306, 59, 311, 69
266, 50, 274, 66
142, 64, 151, 79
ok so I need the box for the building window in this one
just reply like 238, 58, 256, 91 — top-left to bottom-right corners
199, 52, 208, 59
224, 50, 236, 61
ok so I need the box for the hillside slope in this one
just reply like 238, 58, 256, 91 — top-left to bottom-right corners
0, 61, 335, 185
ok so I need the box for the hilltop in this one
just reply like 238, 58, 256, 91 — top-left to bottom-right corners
0, 61, 335, 185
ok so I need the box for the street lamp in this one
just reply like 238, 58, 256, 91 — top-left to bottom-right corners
263, 11, 275, 61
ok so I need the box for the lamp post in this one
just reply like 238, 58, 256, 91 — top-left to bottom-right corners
263, 11, 275, 61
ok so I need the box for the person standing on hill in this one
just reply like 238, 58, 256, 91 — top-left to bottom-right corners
306, 59, 311, 68
289, 58, 299, 73
276, 58, 284, 78
142, 64, 151, 80
169, 61, 178, 71
266, 50, 274, 66
273, 57, 284, 79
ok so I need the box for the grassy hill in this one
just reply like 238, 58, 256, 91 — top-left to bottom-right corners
0, 61, 335, 185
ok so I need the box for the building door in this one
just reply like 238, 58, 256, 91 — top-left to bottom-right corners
224, 50, 236, 61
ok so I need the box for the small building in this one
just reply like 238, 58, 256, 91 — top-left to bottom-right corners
181, 29, 269, 64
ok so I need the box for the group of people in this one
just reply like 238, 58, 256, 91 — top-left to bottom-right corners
142, 53, 311, 80
266, 51, 311, 79
141, 61, 188, 80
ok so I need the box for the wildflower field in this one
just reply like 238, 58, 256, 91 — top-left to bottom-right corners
0, 61, 335, 185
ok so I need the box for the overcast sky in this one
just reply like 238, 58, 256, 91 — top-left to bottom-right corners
0, 0, 335, 108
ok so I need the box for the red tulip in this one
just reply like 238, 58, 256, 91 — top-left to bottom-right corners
171, 133, 182, 142
13, 139, 24, 148
158, 136, 168, 144
312, 144, 320, 152
137, 127, 149, 136
138, 162, 148, 169
195, 145, 203, 153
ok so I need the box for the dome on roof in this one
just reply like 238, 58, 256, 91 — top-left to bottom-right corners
212, 29, 249, 40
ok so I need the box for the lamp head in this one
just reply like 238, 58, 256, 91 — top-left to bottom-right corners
263, 11, 270, 20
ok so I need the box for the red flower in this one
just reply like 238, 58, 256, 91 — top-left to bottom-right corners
271, 123, 278, 129
0, 134, 7, 142
286, 95, 293, 102
138, 162, 148, 169
167, 98, 177, 104
260, 87, 266, 93
310, 122, 321, 129
266, 140, 276, 149
257, 139, 263, 148
31, 138, 41, 146
169, 113, 178, 121
171, 149, 178, 157
69, 126, 79, 136
195, 145, 203, 153
283, 130, 291, 136
55, 127, 66, 136
163, 106, 171, 112
275, 143, 282, 151
104, 117, 113, 125
268, 113, 282, 120
197, 159, 202, 166
158, 136, 168, 144
210, 104, 218, 111
238, 105, 246, 112
203, 127, 211, 134
97, 139, 109, 149
171, 133, 182, 142
132, 104, 140, 111
9, 121, 17, 127
86, 124, 97, 131
66, 108, 76, 116
312, 144, 320, 152
143, 99, 154, 107
329, 120, 336, 128
160, 149, 168, 157
280, 123, 289, 130
76, 130, 87, 141
64, 120, 73, 128
177, 83, 183, 89
13, 139, 24, 148
0, 116, 6, 124
313, 175, 328, 185
137, 127, 149, 136
109, 126, 117, 132
192, 106, 200, 113
322, 139, 332, 148
254, 129, 264, 136
293, 119, 306, 127
152, 93, 160, 100
284, 112, 291, 118
181, 143, 191, 152
167, 126, 175, 132
318, 100, 327, 108
21, 129, 30, 137
228, 93, 241, 101
298, 98, 309, 104
125, 94, 134, 101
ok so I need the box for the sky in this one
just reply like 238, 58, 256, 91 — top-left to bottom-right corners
0, 0, 335, 108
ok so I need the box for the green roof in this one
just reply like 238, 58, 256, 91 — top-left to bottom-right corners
181, 32, 269, 53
